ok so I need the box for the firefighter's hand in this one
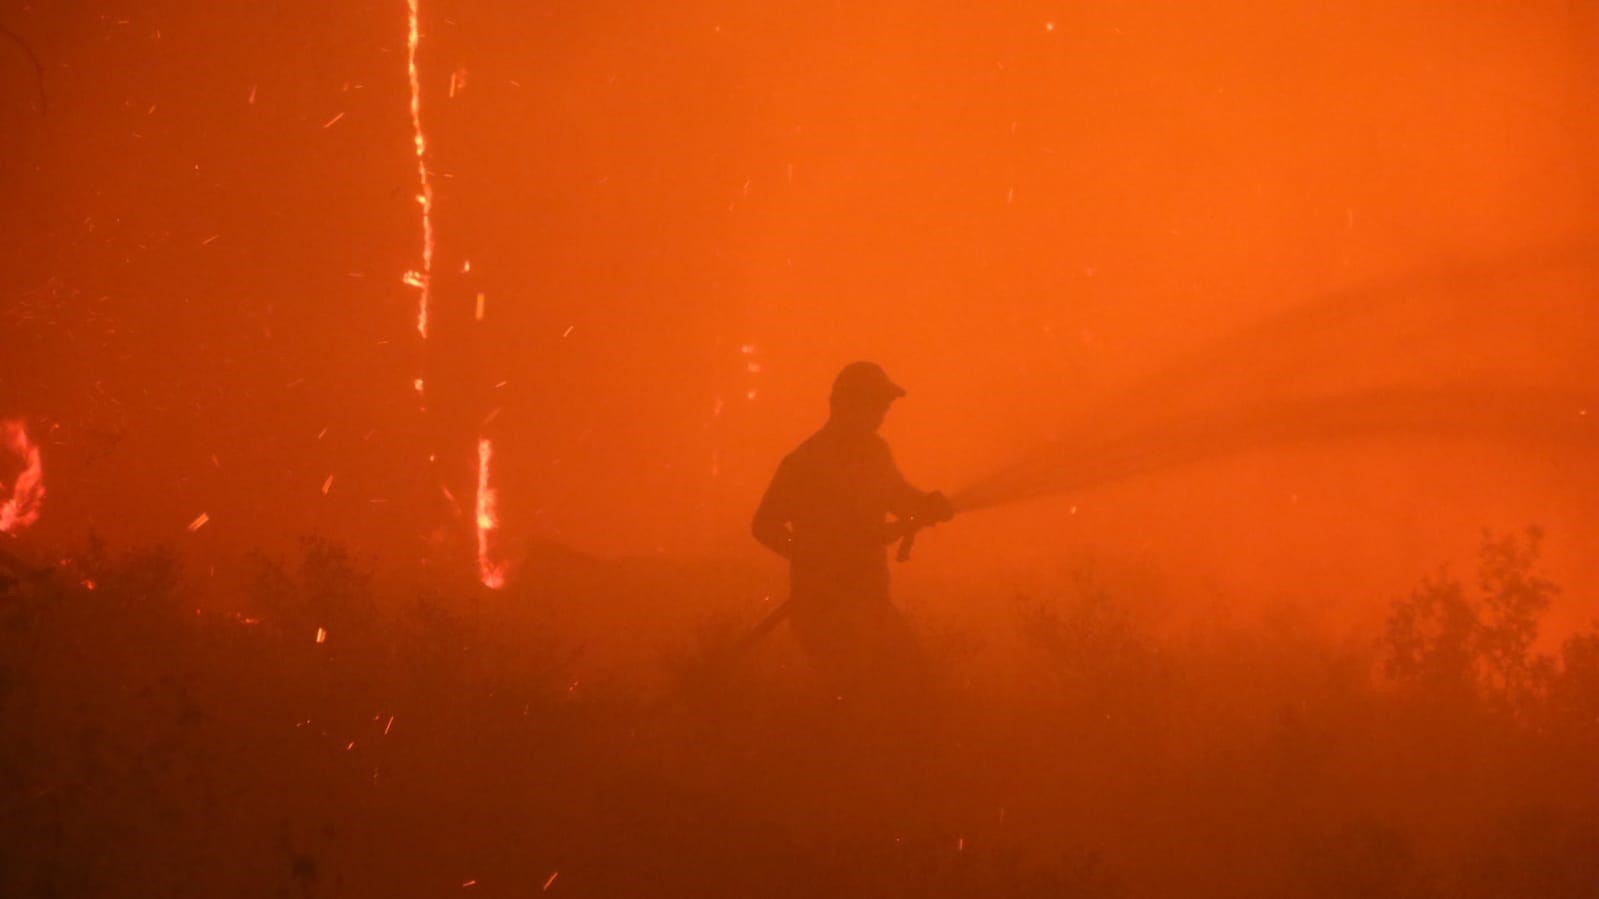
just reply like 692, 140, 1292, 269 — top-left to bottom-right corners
922, 490, 956, 524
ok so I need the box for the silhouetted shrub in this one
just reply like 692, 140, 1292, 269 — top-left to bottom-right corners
0, 530, 1593, 898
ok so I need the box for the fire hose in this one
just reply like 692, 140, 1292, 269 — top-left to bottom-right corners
729, 496, 966, 658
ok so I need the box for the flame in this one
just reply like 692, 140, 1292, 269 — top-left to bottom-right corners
406, 0, 436, 341
403, 1, 509, 588
475, 437, 506, 589
0, 419, 44, 535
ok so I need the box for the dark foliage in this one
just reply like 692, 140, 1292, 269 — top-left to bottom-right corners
0, 530, 1594, 897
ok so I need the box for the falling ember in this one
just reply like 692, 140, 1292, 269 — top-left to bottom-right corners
0, 419, 44, 535
542, 872, 559, 891
406, 0, 436, 341
315, 626, 328, 644
186, 512, 210, 533
321, 475, 334, 495
475, 438, 506, 589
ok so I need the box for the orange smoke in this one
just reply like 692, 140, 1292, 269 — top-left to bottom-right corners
0, 419, 44, 535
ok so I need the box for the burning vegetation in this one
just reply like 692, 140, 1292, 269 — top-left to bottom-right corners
0, 420, 44, 536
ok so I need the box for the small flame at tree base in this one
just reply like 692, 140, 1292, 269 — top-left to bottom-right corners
476, 437, 506, 589
0, 419, 44, 535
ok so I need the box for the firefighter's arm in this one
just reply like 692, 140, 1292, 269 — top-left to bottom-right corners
883, 444, 955, 526
751, 460, 795, 560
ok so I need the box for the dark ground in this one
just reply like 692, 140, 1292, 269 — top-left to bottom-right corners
2, 528, 1597, 898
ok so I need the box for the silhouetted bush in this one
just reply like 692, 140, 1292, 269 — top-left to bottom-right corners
0, 529, 1593, 897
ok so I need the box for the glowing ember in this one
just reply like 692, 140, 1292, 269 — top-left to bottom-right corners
186, 512, 210, 532
0, 419, 44, 535
475, 438, 506, 589
542, 872, 558, 891
406, 0, 436, 341
315, 626, 328, 644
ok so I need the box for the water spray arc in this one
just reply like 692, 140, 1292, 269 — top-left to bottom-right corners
956, 245, 1599, 513
951, 383, 1597, 515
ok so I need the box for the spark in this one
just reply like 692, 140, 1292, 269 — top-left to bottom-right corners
475, 438, 506, 589
186, 512, 209, 532
542, 872, 559, 891
321, 475, 334, 495
406, 0, 436, 340
402, 0, 510, 588
384, 715, 395, 735
322, 110, 345, 128
0, 419, 44, 535
315, 626, 328, 644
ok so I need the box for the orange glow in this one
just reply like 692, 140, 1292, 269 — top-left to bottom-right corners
475, 437, 506, 589
5, 6, 1598, 893
0, 419, 44, 535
